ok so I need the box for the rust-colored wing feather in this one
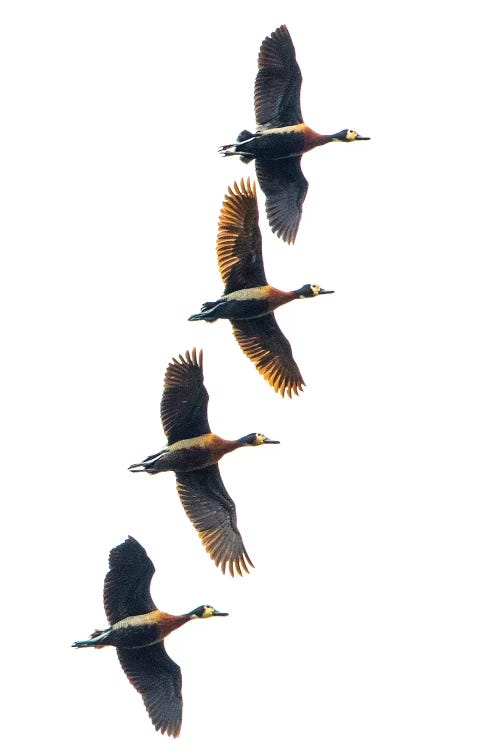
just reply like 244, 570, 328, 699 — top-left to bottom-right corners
175, 464, 253, 577
160, 349, 210, 444
255, 156, 308, 244
232, 314, 305, 398
217, 178, 267, 293
117, 643, 182, 737
104, 537, 157, 625
255, 24, 303, 129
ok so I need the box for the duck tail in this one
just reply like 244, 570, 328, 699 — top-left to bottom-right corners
72, 628, 111, 649
237, 130, 256, 162
188, 312, 216, 322
188, 300, 220, 322
128, 448, 169, 474
218, 130, 256, 161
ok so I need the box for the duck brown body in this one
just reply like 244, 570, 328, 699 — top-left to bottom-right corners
192, 285, 296, 322
132, 433, 248, 474
235, 124, 332, 161
92, 610, 191, 649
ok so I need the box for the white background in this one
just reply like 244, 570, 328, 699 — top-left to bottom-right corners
1, 1, 499, 747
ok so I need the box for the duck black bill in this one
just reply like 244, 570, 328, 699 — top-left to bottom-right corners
263, 438, 280, 444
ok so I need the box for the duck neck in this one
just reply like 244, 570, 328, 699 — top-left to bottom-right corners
157, 612, 191, 638
301, 127, 332, 152
267, 287, 296, 310
230, 437, 251, 451
217, 437, 246, 456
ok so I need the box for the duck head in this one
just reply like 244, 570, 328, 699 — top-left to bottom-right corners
186, 605, 228, 619
237, 432, 280, 446
331, 129, 370, 142
295, 284, 334, 298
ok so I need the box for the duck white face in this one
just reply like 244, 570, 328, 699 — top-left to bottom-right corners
188, 605, 228, 619
200, 606, 216, 618
297, 284, 334, 298
254, 433, 280, 445
331, 129, 370, 142
239, 433, 280, 446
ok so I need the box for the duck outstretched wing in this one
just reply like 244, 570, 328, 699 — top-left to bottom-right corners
255, 156, 308, 245
160, 349, 210, 443
175, 465, 253, 577
117, 643, 182, 737
255, 24, 303, 129
217, 178, 267, 293
104, 536, 157, 625
232, 314, 305, 398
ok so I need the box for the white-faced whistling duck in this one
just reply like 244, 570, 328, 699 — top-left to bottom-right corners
189, 179, 333, 397
219, 25, 370, 244
128, 349, 279, 575
73, 536, 227, 737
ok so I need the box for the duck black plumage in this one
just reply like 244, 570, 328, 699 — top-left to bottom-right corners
128, 349, 279, 575
189, 179, 333, 397
73, 536, 228, 737
219, 25, 369, 243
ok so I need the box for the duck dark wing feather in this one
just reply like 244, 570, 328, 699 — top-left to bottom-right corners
117, 643, 182, 737
232, 314, 305, 398
104, 536, 157, 625
160, 349, 210, 444
255, 24, 303, 129
175, 465, 253, 577
217, 178, 267, 293
255, 156, 308, 245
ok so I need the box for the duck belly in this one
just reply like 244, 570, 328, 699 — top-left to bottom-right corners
207, 296, 271, 320
106, 622, 162, 649
239, 129, 306, 159
153, 444, 216, 472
